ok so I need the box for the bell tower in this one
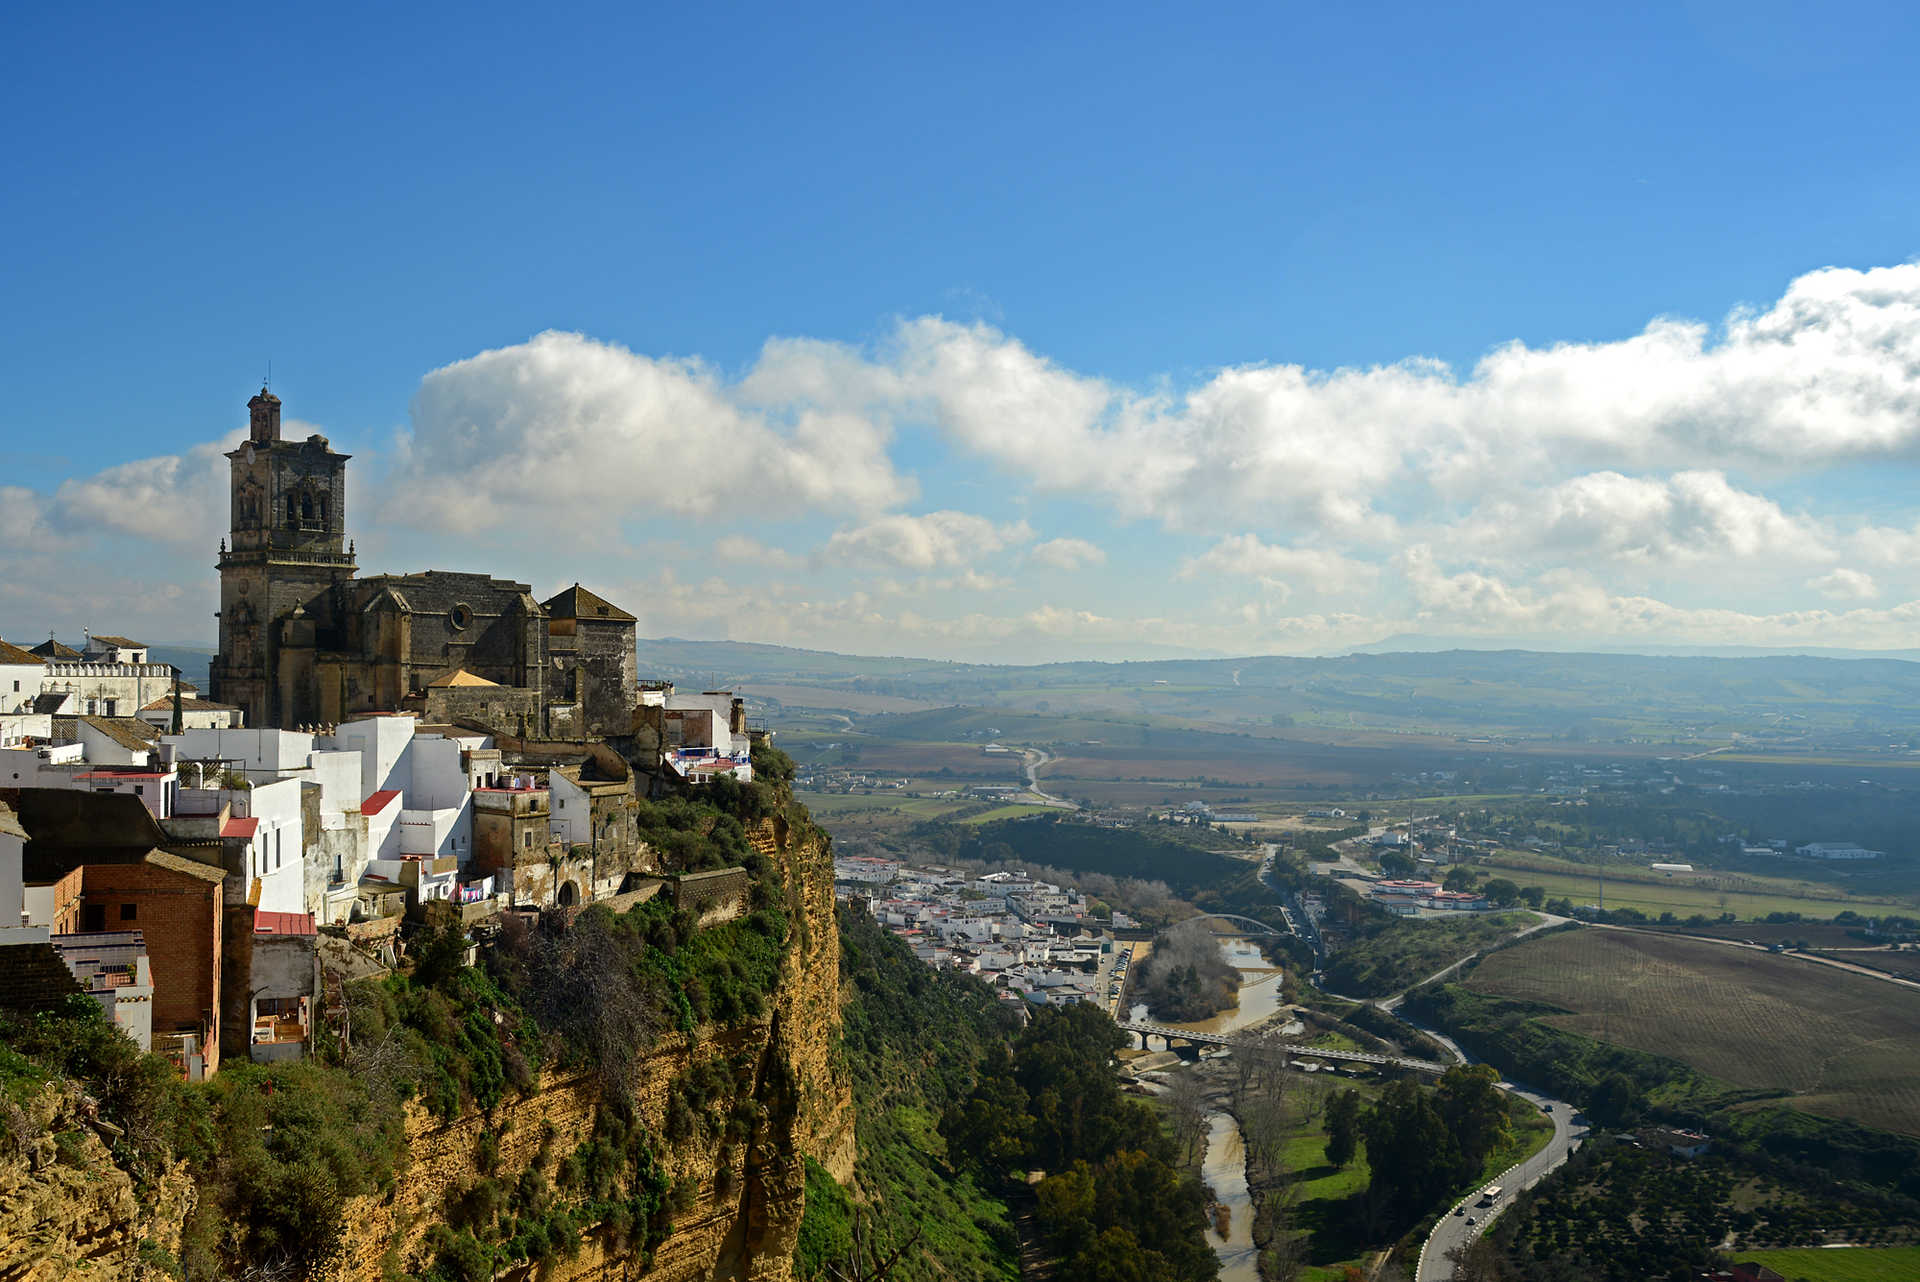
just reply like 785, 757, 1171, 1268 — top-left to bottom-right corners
248, 387, 281, 443
210, 385, 357, 728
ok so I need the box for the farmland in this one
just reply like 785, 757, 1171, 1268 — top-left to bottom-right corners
1735, 1246, 1920, 1281
1476, 850, 1917, 920
1465, 929, 1920, 1136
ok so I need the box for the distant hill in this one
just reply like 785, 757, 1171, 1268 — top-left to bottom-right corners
638, 635, 1920, 746
1343, 632, 1920, 663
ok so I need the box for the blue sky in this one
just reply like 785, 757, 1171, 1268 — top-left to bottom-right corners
6, 2, 1920, 660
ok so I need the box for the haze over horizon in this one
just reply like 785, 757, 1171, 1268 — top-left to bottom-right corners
8, 3, 1920, 665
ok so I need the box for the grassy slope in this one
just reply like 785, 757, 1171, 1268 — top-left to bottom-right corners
1321, 912, 1539, 997
1736, 1246, 1920, 1281
822, 906, 1019, 1282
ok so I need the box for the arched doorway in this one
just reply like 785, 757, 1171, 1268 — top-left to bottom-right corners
557, 880, 579, 908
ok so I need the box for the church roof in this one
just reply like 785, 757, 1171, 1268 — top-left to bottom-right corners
428, 669, 500, 688
31, 638, 83, 660
0, 639, 42, 665
543, 583, 635, 623
88, 635, 144, 648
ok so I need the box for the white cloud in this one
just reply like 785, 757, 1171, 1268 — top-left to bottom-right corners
1808, 568, 1879, 601
1027, 537, 1107, 571
823, 510, 1032, 571
52, 432, 243, 546
712, 534, 800, 568
1456, 470, 1830, 569
856, 263, 1920, 536
392, 330, 912, 533
1179, 535, 1376, 593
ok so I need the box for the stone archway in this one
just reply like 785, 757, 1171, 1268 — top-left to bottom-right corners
557, 880, 579, 908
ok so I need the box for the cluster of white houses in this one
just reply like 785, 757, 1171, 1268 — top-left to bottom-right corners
2, 630, 757, 1080
834, 854, 1118, 1008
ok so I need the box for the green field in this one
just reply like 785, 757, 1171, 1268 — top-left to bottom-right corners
1466, 929, 1920, 1136
1477, 852, 1915, 920
1734, 1246, 1920, 1281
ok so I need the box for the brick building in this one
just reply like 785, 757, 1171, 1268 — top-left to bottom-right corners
50, 850, 225, 1076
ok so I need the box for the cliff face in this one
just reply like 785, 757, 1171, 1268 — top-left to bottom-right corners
0, 1083, 193, 1282
329, 809, 852, 1281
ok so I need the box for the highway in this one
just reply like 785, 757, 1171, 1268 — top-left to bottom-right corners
1258, 842, 1587, 1280
1416, 1084, 1583, 1281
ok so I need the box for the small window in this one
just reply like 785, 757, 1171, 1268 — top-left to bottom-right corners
120, 903, 137, 922
449, 603, 474, 631
134, 784, 144, 796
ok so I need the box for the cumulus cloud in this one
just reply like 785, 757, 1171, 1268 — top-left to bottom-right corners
1455, 470, 1830, 569
53, 432, 243, 546
1808, 568, 1879, 601
823, 510, 1032, 570
712, 534, 800, 568
1179, 535, 1376, 593
1028, 537, 1107, 571
393, 330, 912, 532
861, 263, 1920, 536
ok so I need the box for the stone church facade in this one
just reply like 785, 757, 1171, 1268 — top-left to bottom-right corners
209, 388, 636, 735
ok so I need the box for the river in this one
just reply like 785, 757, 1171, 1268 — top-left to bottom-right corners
1133, 934, 1280, 1281
1201, 1110, 1260, 1280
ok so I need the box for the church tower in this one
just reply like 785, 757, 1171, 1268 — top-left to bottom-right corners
210, 387, 357, 728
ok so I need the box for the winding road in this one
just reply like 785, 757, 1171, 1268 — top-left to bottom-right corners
1018, 746, 1078, 809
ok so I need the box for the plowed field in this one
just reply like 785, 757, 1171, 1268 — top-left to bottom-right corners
1466, 928, 1920, 1136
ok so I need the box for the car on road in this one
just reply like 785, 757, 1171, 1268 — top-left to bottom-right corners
1454, 1207, 1465, 1217
1542, 1103, 1553, 1112
1466, 1217, 1476, 1227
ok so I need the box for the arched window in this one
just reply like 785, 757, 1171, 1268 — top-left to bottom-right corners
286, 494, 297, 527
301, 494, 313, 522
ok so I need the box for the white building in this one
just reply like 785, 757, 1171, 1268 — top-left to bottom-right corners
1795, 842, 1883, 860
0, 640, 45, 714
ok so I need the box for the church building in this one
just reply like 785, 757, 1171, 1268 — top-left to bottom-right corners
209, 388, 636, 736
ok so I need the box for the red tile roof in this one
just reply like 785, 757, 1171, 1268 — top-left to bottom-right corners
254, 911, 316, 936
362, 789, 401, 815
220, 816, 260, 839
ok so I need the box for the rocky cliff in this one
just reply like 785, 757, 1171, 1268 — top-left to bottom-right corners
333, 811, 852, 1281
0, 1083, 193, 1282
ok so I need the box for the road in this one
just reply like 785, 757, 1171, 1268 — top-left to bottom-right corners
1262, 844, 1585, 1280
1018, 746, 1078, 809
1416, 1084, 1582, 1281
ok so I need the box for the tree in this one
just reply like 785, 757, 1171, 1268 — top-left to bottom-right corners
1433, 1064, 1510, 1170
1361, 1082, 1462, 1229
1482, 879, 1521, 908
1379, 850, 1417, 878
1518, 885, 1545, 909
1324, 1088, 1361, 1169
1588, 1072, 1644, 1128
1443, 866, 1479, 892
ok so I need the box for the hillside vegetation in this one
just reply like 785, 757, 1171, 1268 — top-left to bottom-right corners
1321, 912, 1539, 998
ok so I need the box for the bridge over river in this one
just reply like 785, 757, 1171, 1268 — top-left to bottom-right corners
1115, 1020, 1448, 1075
